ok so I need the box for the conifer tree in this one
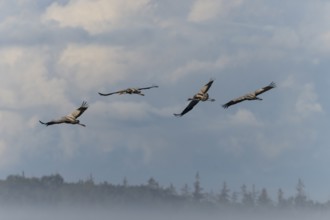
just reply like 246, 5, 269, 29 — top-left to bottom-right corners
218, 181, 230, 205
257, 188, 272, 208
193, 172, 203, 201
295, 178, 307, 207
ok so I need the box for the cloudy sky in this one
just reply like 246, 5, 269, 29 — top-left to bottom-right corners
0, 0, 330, 201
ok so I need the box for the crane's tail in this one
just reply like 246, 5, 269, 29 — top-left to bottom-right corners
173, 113, 182, 117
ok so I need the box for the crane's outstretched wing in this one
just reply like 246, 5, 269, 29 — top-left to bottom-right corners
67, 101, 88, 119
137, 85, 159, 90
199, 79, 214, 94
98, 91, 118, 96
174, 100, 199, 117
39, 117, 67, 126
39, 120, 56, 126
254, 82, 276, 96
222, 96, 248, 108
98, 89, 126, 96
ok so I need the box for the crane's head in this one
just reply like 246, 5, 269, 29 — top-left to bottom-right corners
75, 120, 86, 127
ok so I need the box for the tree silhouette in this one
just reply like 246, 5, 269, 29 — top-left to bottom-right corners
241, 184, 254, 208
0, 172, 326, 212
147, 177, 159, 190
295, 178, 307, 207
180, 183, 191, 199
193, 172, 203, 202
218, 181, 230, 206
277, 188, 286, 209
257, 188, 272, 208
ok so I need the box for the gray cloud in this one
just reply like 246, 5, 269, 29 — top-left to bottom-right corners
0, 0, 330, 201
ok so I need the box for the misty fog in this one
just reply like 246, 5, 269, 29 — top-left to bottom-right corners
0, 174, 329, 220
1, 206, 330, 220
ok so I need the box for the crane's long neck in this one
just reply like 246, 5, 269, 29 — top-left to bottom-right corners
74, 119, 86, 127
187, 97, 215, 102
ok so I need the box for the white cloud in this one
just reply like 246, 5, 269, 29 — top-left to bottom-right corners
167, 60, 213, 83
315, 31, 330, 53
0, 47, 67, 109
91, 99, 174, 122
43, 0, 153, 34
101, 101, 150, 121
0, 47, 23, 65
282, 77, 323, 122
295, 83, 323, 119
165, 56, 231, 83
255, 134, 292, 159
188, 0, 243, 22
227, 109, 263, 127
270, 27, 300, 49
0, 110, 36, 169
57, 44, 152, 92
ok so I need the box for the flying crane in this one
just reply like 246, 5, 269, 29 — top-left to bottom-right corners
174, 79, 215, 117
222, 82, 276, 108
39, 101, 89, 127
98, 85, 159, 96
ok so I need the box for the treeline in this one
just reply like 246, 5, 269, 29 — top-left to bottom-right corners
0, 172, 328, 211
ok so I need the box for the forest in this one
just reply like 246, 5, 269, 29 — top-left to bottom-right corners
0, 172, 328, 213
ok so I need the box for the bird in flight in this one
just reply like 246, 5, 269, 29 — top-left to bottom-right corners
98, 85, 159, 96
39, 101, 89, 127
174, 79, 215, 117
222, 82, 276, 108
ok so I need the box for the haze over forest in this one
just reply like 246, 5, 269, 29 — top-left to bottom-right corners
1, 172, 330, 219
0, 172, 326, 209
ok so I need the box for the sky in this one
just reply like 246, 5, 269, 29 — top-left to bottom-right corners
0, 0, 330, 202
